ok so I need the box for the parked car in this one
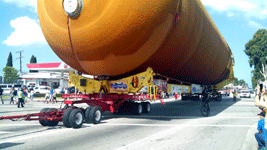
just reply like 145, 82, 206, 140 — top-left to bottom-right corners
13, 84, 22, 90
28, 85, 35, 89
240, 90, 251, 98
218, 90, 226, 96
0, 84, 12, 95
34, 86, 50, 94
218, 89, 229, 96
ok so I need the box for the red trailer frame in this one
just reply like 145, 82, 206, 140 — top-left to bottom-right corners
0, 93, 165, 129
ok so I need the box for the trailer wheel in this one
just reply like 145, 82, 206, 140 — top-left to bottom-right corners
47, 108, 59, 126
63, 109, 73, 128
142, 102, 151, 114
39, 108, 50, 126
133, 103, 143, 115
84, 107, 92, 123
69, 109, 84, 128
89, 107, 102, 124
63, 104, 69, 110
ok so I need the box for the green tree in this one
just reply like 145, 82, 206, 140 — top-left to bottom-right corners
3, 66, 19, 83
6, 52, 13, 67
251, 69, 264, 89
239, 79, 246, 87
30, 55, 37, 63
244, 29, 267, 89
29, 55, 38, 73
34, 56, 37, 63
233, 78, 239, 86
30, 55, 35, 63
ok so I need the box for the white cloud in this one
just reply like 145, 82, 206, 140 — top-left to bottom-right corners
2, 0, 37, 12
3, 16, 46, 46
248, 21, 265, 29
227, 12, 235, 17
201, 0, 267, 20
201, 0, 257, 11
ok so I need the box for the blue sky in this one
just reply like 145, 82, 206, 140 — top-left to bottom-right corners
0, 0, 267, 88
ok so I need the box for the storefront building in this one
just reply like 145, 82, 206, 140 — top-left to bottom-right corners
18, 62, 72, 89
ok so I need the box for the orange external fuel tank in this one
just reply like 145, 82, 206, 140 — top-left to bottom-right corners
37, 0, 233, 85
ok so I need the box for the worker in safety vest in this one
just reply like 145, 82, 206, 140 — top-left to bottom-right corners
233, 90, 237, 101
17, 88, 25, 108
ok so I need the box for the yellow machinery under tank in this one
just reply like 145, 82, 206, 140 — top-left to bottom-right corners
37, 0, 234, 86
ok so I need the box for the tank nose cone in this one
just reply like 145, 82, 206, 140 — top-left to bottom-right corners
63, 0, 83, 17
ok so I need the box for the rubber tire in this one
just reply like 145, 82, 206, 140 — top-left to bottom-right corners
47, 108, 59, 126
39, 108, 50, 126
89, 107, 102, 124
69, 109, 84, 128
63, 104, 69, 110
63, 109, 73, 128
133, 103, 143, 115
84, 107, 92, 123
201, 103, 210, 117
142, 102, 151, 114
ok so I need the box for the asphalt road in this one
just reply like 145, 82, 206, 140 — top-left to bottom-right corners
0, 95, 261, 150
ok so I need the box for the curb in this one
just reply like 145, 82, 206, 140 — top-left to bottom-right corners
240, 121, 258, 150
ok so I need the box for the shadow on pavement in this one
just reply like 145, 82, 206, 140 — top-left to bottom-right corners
102, 96, 242, 121
0, 143, 24, 149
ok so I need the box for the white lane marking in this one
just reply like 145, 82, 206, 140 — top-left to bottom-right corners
0, 123, 257, 128
0, 124, 41, 126
85, 124, 256, 127
104, 116, 258, 119
0, 131, 13, 134
0, 128, 73, 144
115, 123, 256, 150
115, 125, 184, 150
234, 102, 255, 105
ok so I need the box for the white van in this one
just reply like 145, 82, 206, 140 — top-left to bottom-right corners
0, 84, 12, 95
0, 84, 22, 95
34, 86, 50, 94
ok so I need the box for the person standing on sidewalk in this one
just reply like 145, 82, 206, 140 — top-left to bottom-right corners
29, 88, 34, 102
10, 88, 15, 104
255, 111, 266, 150
17, 88, 25, 108
13, 88, 18, 104
50, 87, 54, 103
0, 86, 3, 104
52, 92, 57, 104
44, 88, 50, 104
23, 88, 28, 104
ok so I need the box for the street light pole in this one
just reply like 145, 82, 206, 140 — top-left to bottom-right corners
16, 50, 24, 76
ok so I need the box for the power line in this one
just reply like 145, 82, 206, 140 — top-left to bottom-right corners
16, 50, 24, 75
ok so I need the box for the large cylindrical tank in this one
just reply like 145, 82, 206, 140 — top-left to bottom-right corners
37, 0, 232, 85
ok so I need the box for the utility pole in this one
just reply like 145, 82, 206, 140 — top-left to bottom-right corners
16, 50, 24, 75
